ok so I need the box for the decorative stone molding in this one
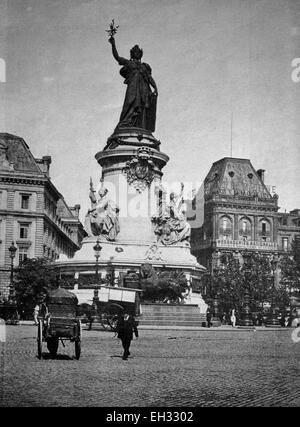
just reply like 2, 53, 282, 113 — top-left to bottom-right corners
123, 147, 155, 193
144, 242, 164, 261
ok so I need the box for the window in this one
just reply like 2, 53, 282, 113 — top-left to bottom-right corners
19, 248, 28, 265
19, 223, 29, 239
262, 221, 267, 234
282, 237, 288, 251
282, 217, 288, 226
21, 194, 30, 210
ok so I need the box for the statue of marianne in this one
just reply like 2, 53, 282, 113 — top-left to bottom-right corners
108, 35, 158, 132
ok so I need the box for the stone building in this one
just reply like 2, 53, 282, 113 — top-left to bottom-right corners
277, 209, 300, 254
0, 133, 86, 297
191, 157, 300, 269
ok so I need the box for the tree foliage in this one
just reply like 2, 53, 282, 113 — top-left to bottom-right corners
14, 258, 59, 314
205, 252, 291, 314
279, 236, 300, 301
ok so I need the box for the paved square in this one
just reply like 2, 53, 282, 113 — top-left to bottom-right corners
0, 325, 299, 407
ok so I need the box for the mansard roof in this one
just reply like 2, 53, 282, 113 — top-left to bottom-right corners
204, 157, 274, 201
57, 198, 75, 220
0, 133, 43, 174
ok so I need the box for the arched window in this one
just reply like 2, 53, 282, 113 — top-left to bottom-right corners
239, 217, 252, 240
219, 216, 233, 239
259, 219, 271, 241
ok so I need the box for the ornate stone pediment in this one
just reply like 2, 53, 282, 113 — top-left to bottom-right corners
123, 146, 155, 192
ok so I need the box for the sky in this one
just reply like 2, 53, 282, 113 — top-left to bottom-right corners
0, 0, 299, 222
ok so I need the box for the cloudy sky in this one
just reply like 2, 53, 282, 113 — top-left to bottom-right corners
1, 0, 299, 220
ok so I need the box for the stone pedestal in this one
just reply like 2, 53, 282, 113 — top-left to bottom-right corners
57, 127, 206, 309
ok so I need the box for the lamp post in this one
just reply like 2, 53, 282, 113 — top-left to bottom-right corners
240, 253, 253, 327
267, 254, 280, 327
8, 242, 17, 302
93, 239, 102, 301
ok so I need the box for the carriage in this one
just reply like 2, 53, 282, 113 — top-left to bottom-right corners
89, 285, 142, 331
37, 288, 81, 360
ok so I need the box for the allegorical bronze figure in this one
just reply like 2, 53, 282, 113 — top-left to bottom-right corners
107, 20, 158, 132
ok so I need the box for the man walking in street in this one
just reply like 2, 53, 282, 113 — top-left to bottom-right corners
116, 312, 139, 360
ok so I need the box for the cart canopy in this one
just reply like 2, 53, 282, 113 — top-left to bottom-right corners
47, 288, 78, 306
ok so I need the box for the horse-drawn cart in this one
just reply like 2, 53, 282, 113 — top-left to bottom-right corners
89, 285, 142, 331
37, 288, 81, 360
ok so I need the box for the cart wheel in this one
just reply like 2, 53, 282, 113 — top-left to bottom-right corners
106, 313, 118, 332
47, 338, 59, 358
37, 320, 43, 359
103, 303, 124, 332
75, 320, 81, 360
101, 312, 111, 330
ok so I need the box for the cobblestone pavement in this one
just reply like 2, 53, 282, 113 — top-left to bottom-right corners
0, 325, 299, 407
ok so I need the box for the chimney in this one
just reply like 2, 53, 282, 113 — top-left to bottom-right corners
36, 156, 52, 176
257, 169, 265, 182
70, 204, 81, 217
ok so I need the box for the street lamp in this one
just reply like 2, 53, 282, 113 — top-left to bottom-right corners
8, 242, 17, 302
240, 253, 253, 327
267, 254, 280, 327
93, 239, 102, 300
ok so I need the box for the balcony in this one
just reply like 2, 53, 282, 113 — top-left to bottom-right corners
215, 239, 278, 251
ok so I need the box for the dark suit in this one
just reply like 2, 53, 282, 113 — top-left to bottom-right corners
116, 315, 138, 360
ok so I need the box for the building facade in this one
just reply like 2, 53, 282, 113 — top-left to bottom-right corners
191, 157, 300, 270
0, 133, 86, 297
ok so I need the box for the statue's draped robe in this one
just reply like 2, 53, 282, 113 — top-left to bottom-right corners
85, 191, 120, 241
117, 59, 157, 132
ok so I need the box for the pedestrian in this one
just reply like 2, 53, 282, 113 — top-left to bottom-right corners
33, 304, 40, 325
222, 312, 227, 325
88, 302, 97, 331
206, 309, 212, 328
116, 312, 139, 360
230, 308, 236, 327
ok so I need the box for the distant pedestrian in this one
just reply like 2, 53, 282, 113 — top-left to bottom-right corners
222, 312, 227, 325
88, 303, 97, 331
116, 313, 139, 360
230, 309, 236, 327
33, 304, 40, 325
206, 310, 212, 328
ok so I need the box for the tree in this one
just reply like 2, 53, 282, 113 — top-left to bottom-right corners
279, 235, 300, 307
14, 258, 59, 316
210, 253, 244, 313
205, 252, 288, 315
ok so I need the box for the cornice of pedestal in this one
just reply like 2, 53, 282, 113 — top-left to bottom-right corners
95, 147, 169, 170
104, 127, 161, 150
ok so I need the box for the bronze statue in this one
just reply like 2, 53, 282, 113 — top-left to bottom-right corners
107, 21, 158, 132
